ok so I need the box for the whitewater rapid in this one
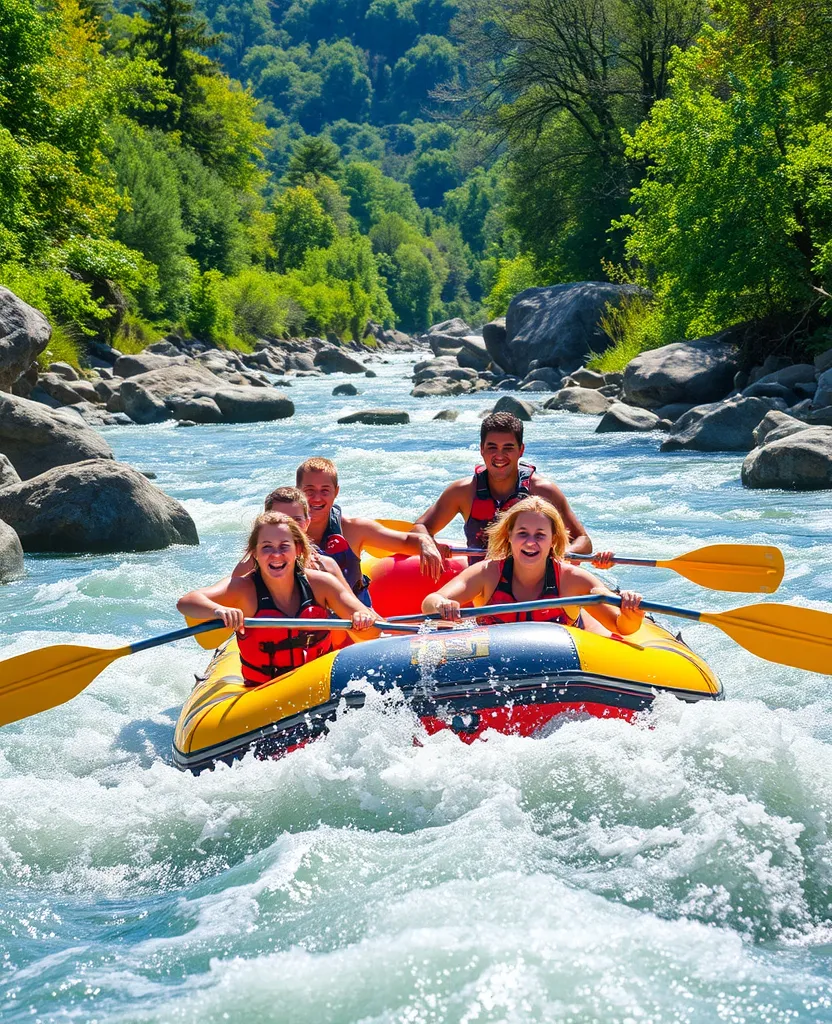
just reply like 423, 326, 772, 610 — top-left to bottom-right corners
1, 354, 831, 1022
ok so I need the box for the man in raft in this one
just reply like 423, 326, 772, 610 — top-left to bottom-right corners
422, 496, 644, 635
412, 411, 592, 558
296, 457, 448, 603
177, 512, 380, 686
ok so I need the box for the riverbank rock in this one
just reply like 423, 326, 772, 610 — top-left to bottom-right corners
544, 388, 613, 416
336, 409, 410, 425
213, 388, 294, 422
596, 403, 662, 433
0, 392, 114, 480
0, 453, 21, 488
492, 282, 642, 376
456, 336, 491, 371
742, 427, 832, 490
0, 517, 23, 582
0, 288, 51, 392
622, 334, 740, 409
113, 352, 192, 377
313, 347, 367, 374
661, 396, 784, 452
411, 377, 468, 397
332, 383, 359, 396
433, 409, 459, 421
752, 410, 810, 447
493, 395, 536, 421
0, 460, 199, 552
170, 396, 224, 424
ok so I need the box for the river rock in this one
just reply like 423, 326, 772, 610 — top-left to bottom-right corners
411, 377, 468, 397
0, 288, 51, 392
38, 373, 87, 406
456, 336, 491, 371
0, 453, 21, 488
570, 367, 606, 389
752, 410, 810, 447
521, 367, 563, 389
0, 392, 114, 480
113, 353, 192, 378
753, 364, 817, 389
427, 318, 471, 339
433, 409, 459, 421
654, 402, 696, 422
445, 366, 479, 382
623, 334, 740, 409
661, 396, 785, 452
482, 318, 507, 365
47, 362, 79, 381
171, 396, 224, 424
493, 377, 522, 390
494, 282, 642, 375
493, 395, 535, 421
212, 388, 294, 422
544, 388, 613, 415
0, 460, 199, 552
519, 380, 553, 392
120, 382, 171, 424
596, 403, 662, 432
742, 381, 799, 405
332, 383, 359, 396
337, 409, 410, 425
814, 368, 832, 409
805, 405, 832, 426
742, 427, 832, 490
313, 347, 367, 374
121, 364, 220, 402
815, 348, 832, 374
0, 517, 23, 582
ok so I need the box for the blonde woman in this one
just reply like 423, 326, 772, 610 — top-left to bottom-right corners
421, 496, 645, 636
177, 511, 380, 686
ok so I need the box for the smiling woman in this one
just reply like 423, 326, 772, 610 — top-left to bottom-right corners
176, 512, 381, 683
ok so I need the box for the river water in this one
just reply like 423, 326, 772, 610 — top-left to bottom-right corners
2, 353, 832, 1023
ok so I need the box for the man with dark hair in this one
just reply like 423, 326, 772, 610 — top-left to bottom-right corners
414, 411, 591, 556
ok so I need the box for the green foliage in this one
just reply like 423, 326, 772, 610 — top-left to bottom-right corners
187, 268, 234, 342
222, 267, 292, 339
0, 261, 106, 340
485, 254, 542, 318
285, 136, 341, 184
271, 186, 337, 271
341, 161, 420, 231
587, 295, 660, 373
387, 242, 437, 330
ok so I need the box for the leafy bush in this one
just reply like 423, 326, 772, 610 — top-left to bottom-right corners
587, 295, 660, 374
222, 268, 292, 340
484, 254, 542, 318
187, 270, 235, 344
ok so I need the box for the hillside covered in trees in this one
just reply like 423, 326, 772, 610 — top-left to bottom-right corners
2, 0, 831, 365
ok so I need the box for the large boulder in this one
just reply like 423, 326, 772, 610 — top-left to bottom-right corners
622, 334, 740, 409
482, 318, 507, 368
742, 427, 832, 490
332, 383, 359, 396
752, 410, 810, 447
0, 460, 199, 552
0, 392, 114, 480
0, 288, 51, 392
456, 336, 492, 371
119, 382, 171, 424
752, 364, 817, 389
492, 395, 536, 421
112, 352, 192, 378
121, 363, 222, 402
38, 373, 101, 407
814, 368, 832, 409
336, 409, 410, 425
427, 318, 471, 338
596, 402, 662, 433
570, 367, 606, 389
411, 377, 468, 398
494, 282, 642, 375
661, 396, 785, 452
0, 517, 23, 582
544, 388, 613, 416
212, 388, 294, 422
170, 396, 224, 424
313, 347, 367, 374
0, 453, 20, 488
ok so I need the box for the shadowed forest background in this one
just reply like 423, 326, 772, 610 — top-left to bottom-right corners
2, 0, 832, 369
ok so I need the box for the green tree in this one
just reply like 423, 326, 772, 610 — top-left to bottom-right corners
389, 242, 437, 330
271, 186, 337, 271
285, 135, 341, 184
407, 149, 460, 207
389, 34, 460, 119
341, 161, 420, 231
136, 0, 220, 104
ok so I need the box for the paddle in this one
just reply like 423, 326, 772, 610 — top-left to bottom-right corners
0, 617, 420, 729
368, 520, 785, 594
389, 595, 832, 675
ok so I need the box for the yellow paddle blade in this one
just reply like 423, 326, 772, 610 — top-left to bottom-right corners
184, 615, 233, 651
363, 519, 416, 559
702, 602, 832, 674
658, 544, 785, 593
0, 643, 131, 727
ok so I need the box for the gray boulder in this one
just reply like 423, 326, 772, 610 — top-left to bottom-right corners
0, 517, 23, 582
519, 380, 553, 392
544, 388, 613, 416
570, 367, 606, 389
742, 427, 832, 490
456, 336, 491, 371
493, 377, 522, 390
752, 410, 810, 447
753, 364, 816, 388
815, 348, 832, 375
170, 396, 224, 424
212, 388, 294, 422
493, 395, 536, 421
411, 377, 468, 398
332, 383, 359, 396
805, 405, 832, 426
521, 367, 563, 389
47, 362, 79, 381
482, 318, 507, 366
0, 460, 199, 552
428, 318, 472, 338
446, 366, 479, 382
313, 348, 367, 374
623, 334, 740, 409
120, 382, 171, 424
433, 409, 459, 421
113, 353, 192, 378
596, 403, 662, 433
654, 402, 696, 422
0, 288, 51, 392
814, 368, 832, 409
121, 364, 221, 402
0, 453, 21, 488
337, 409, 410, 425
743, 381, 799, 405
661, 396, 785, 452
496, 282, 643, 375
285, 351, 316, 372
0, 392, 114, 480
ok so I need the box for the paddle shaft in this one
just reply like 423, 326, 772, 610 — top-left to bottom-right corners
388, 594, 703, 624
130, 617, 418, 654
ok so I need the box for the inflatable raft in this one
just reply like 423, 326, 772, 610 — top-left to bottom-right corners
173, 615, 722, 774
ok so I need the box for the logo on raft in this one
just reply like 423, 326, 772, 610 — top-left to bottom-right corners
409, 629, 490, 667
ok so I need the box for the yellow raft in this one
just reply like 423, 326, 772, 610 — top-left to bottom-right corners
173, 616, 721, 773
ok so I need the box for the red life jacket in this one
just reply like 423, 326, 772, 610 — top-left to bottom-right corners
463, 461, 536, 553
238, 567, 333, 686
479, 556, 582, 627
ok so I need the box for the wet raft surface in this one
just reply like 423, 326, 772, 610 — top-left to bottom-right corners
1, 356, 832, 1022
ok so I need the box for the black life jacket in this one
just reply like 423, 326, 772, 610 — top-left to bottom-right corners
463, 461, 536, 553
478, 556, 582, 627
321, 504, 371, 606
238, 567, 333, 686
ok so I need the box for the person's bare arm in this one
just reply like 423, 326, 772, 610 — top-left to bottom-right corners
308, 570, 381, 638
421, 560, 498, 619
342, 517, 449, 581
558, 564, 644, 635
176, 576, 253, 633
534, 478, 592, 554
413, 478, 470, 537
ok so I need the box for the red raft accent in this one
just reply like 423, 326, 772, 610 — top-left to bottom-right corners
367, 553, 468, 618
420, 701, 638, 743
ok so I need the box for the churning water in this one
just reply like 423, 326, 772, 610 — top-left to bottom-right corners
2, 354, 832, 1023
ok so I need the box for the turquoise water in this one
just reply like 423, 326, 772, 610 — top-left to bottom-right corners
2, 354, 832, 1023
